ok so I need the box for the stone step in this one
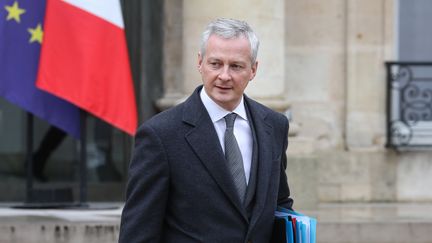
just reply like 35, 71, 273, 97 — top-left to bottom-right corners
0, 203, 432, 243
0, 203, 122, 243
303, 203, 432, 243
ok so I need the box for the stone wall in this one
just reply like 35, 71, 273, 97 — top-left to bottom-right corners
284, 0, 398, 209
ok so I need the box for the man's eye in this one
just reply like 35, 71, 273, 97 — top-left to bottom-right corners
231, 64, 243, 70
209, 62, 220, 68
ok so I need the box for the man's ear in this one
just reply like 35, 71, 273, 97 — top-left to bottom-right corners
197, 52, 203, 71
250, 61, 258, 80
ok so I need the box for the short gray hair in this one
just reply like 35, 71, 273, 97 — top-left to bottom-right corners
200, 18, 259, 64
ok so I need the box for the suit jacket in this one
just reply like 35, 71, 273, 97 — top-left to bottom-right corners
119, 86, 293, 243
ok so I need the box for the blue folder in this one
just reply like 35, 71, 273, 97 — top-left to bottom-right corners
274, 207, 317, 243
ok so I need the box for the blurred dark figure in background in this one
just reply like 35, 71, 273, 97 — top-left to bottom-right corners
32, 126, 66, 182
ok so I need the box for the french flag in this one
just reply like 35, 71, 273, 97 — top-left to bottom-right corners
37, 0, 137, 135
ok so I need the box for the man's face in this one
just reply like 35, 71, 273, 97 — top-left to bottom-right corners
198, 35, 258, 111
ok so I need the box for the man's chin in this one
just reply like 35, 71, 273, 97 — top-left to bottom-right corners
214, 98, 238, 111
213, 95, 232, 104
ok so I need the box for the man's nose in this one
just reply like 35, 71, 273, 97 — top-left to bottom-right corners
218, 66, 231, 81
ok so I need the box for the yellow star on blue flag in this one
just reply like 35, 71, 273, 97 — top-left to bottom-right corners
28, 23, 43, 44
4, 1, 26, 23
0, 0, 80, 137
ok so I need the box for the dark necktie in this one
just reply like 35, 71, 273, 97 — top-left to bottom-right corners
224, 113, 247, 203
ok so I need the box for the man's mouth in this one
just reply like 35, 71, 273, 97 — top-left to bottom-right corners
216, 85, 231, 90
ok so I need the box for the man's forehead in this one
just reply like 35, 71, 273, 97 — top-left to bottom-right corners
206, 56, 248, 64
209, 33, 248, 42
206, 36, 250, 53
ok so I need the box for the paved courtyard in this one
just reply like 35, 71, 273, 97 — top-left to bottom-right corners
1, 203, 432, 243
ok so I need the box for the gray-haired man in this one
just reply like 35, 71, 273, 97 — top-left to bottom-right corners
119, 18, 293, 243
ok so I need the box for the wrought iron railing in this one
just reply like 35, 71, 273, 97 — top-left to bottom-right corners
386, 62, 432, 149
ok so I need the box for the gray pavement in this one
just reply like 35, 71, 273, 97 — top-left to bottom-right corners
1, 203, 432, 243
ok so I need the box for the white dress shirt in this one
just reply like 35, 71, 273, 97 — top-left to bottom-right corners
200, 88, 253, 184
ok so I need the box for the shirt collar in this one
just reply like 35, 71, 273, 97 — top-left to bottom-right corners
200, 87, 248, 123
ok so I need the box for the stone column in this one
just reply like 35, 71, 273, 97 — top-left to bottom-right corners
283, 0, 347, 209
179, 0, 289, 112
157, 0, 185, 111
345, 0, 396, 149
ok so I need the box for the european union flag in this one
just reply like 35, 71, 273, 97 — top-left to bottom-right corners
0, 0, 79, 137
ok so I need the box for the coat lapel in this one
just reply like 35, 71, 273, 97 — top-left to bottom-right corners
244, 97, 275, 229
243, 102, 258, 212
183, 87, 248, 221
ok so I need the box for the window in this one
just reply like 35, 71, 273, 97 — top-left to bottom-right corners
386, 1, 432, 148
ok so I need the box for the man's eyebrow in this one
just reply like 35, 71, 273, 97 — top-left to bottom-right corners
231, 60, 247, 64
206, 58, 221, 63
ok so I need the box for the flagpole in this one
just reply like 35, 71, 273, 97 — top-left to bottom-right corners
25, 112, 34, 203
79, 109, 88, 206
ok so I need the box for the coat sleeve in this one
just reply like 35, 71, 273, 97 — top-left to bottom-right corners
277, 117, 294, 210
119, 123, 170, 243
